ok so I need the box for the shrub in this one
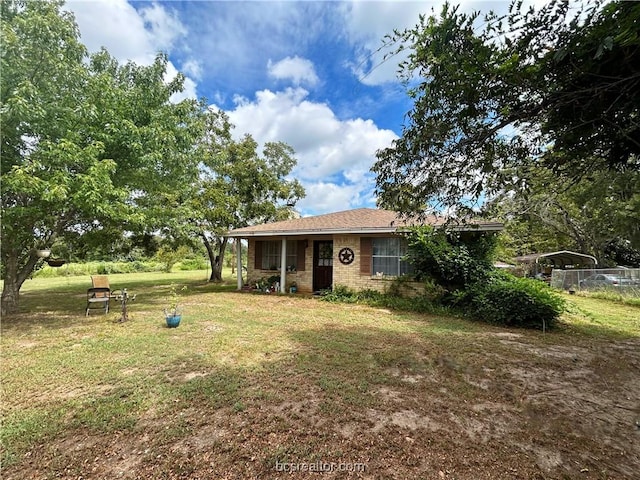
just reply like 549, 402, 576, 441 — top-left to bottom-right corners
176, 257, 208, 271
320, 284, 450, 315
466, 273, 566, 329
321, 285, 359, 303
405, 226, 497, 289
155, 246, 190, 273
34, 261, 165, 278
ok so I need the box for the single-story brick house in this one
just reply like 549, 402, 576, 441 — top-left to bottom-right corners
227, 208, 502, 294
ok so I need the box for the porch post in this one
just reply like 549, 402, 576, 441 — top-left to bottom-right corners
280, 238, 287, 293
236, 238, 243, 291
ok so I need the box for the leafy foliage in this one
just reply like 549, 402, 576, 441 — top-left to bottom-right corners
404, 226, 498, 288
488, 166, 640, 263
604, 238, 640, 267
465, 272, 566, 329
155, 246, 191, 273
1, 1, 206, 313
34, 260, 164, 278
320, 284, 450, 315
386, 227, 566, 329
187, 111, 305, 282
373, 0, 640, 215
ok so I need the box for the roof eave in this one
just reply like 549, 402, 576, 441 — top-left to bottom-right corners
227, 227, 399, 237
227, 223, 503, 237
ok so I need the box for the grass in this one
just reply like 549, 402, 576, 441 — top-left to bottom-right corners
572, 287, 640, 307
559, 292, 640, 337
1, 271, 639, 479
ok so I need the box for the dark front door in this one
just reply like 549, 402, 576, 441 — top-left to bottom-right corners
313, 241, 333, 292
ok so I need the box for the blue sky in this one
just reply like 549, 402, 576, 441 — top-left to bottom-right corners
65, 0, 525, 217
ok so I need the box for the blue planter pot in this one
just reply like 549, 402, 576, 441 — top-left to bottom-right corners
165, 314, 182, 328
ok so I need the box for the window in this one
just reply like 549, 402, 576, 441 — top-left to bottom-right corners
371, 237, 413, 276
260, 240, 298, 270
317, 241, 333, 267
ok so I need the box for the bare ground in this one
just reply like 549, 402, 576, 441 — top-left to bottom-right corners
2, 295, 639, 479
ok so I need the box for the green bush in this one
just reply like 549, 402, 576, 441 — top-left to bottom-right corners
320, 284, 450, 315
155, 246, 190, 273
321, 285, 359, 303
176, 257, 208, 271
466, 273, 566, 329
34, 261, 165, 278
405, 226, 497, 289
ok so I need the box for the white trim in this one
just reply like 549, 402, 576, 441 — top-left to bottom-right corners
533, 250, 598, 265
236, 239, 243, 290
280, 238, 287, 293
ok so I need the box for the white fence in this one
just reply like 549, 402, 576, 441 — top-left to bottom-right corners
550, 268, 640, 295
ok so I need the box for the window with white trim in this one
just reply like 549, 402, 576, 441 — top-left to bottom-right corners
371, 237, 413, 276
261, 240, 298, 270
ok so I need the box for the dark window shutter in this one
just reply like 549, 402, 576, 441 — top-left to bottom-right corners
297, 240, 306, 271
360, 237, 372, 274
254, 241, 262, 270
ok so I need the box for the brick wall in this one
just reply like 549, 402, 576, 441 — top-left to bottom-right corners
332, 234, 424, 295
243, 234, 424, 295
245, 237, 314, 293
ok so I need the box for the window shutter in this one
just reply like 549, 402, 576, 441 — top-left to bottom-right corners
254, 241, 262, 270
297, 240, 306, 271
360, 237, 372, 274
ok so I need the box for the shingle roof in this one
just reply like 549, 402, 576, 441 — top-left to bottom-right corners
227, 208, 502, 237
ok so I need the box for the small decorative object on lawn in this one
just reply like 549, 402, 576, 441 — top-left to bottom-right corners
115, 288, 136, 322
289, 281, 298, 294
165, 284, 186, 328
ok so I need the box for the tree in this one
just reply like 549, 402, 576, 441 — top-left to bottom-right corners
487, 166, 640, 263
188, 110, 304, 282
373, 0, 640, 216
1, 1, 205, 314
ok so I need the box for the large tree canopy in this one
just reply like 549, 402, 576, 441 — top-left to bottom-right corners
1, 0, 205, 313
487, 166, 640, 263
373, 0, 640, 216
186, 110, 305, 282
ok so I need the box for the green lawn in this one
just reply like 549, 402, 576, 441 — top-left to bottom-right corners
1, 272, 639, 479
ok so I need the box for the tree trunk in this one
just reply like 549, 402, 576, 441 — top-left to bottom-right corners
201, 234, 228, 282
1, 249, 40, 315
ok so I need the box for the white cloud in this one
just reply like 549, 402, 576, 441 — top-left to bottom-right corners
340, 1, 436, 85
267, 56, 319, 87
223, 87, 397, 215
181, 59, 203, 81
296, 182, 368, 214
138, 2, 187, 51
66, 0, 198, 100
341, 1, 553, 86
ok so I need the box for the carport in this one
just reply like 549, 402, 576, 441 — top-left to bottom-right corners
515, 250, 598, 276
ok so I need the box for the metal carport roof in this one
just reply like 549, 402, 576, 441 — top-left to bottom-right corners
514, 250, 598, 267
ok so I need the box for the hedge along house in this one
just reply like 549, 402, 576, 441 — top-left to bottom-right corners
227, 208, 503, 294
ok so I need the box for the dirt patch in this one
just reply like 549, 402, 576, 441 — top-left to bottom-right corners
3, 300, 639, 480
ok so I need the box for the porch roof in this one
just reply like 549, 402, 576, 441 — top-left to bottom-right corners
227, 208, 503, 237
